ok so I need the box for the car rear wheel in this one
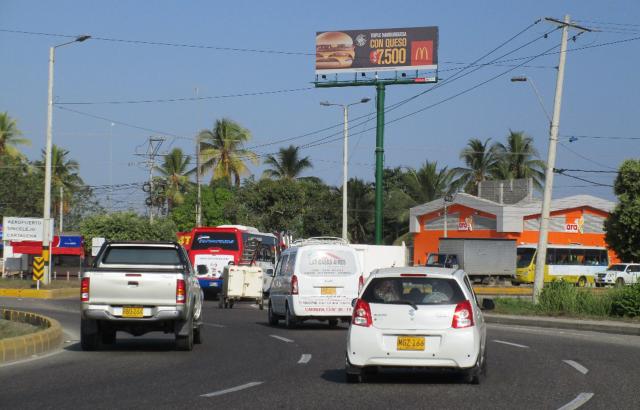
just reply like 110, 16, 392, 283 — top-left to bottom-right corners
267, 302, 279, 326
80, 319, 99, 351
194, 324, 203, 344
175, 318, 194, 351
285, 304, 297, 329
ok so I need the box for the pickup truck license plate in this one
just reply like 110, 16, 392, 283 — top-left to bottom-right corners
397, 336, 425, 351
321, 287, 336, 295
122, 306, 144, 318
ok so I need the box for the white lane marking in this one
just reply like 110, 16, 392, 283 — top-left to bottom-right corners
563, 360, 589, 375
557, 393, 594, 410
201, 381, 263, 398
298, 354, 312, 364
249, 304, 259, 309
203, 322, 225, 328
270, 334, 294, 343
493, 339, 529, 349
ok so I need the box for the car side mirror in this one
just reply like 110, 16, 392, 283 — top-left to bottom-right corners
481, 298, 495, 310
267, 268, 275, 277
351, 298, 357, 308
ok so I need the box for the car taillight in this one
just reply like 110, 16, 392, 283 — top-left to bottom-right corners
176, 279, 186, 304
358, 275, 364, 293
452, 300, 475, 329
81, 277, 90, 302
291, 275, 298, 295
351, 299, 372, 327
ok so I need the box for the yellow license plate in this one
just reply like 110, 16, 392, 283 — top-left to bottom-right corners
397, 336, 425, 351
320, 287, 336, 295
122, 306, 144, 318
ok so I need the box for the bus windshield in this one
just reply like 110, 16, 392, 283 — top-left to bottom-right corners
517, 248, 536, 268
191, 232, 239, 251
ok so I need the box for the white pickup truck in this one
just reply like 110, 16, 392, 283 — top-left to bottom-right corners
80, 241, 204, 351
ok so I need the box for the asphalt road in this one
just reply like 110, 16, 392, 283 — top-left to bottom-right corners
1, 296, 639, 409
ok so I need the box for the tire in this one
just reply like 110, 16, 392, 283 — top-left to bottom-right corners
229, 300, 234, 309
285, 304, 297, 329
101, 328, 116, 345
328, 319, 339, 328
259, 299, 265, 310
267, 301, 279, 326
80, 319, 99, 351
175, 319, 194, 351
577, 276, 587, 287
194, 324, 203, 344
464, 354, 483, 384
616, 278, 625, 288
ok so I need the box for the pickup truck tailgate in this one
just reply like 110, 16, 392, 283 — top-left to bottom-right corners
88, 270, 181, 306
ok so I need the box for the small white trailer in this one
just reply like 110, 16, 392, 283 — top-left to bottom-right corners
218, 265, 265, 309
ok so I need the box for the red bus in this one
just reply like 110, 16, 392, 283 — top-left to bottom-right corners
186, 225, 278, 293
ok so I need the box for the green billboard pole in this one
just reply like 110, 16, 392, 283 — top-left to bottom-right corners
374, 83, 385, 244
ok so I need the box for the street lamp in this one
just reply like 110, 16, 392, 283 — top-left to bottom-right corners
320, 97, 371, 241
510, 76, 551, 123
43, 34, 91, 284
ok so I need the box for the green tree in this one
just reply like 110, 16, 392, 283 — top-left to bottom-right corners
155, 148, 193, 211
0, 156, 42, 218
403, 161, 456, 204
198, 118, 258, 187
0, 112, 30, 161
453, 138, 499, 195
492, 130, 545, 189
262, 145, 312, 180
605, 159, 640, 262
34, 145, 83, 221
170, 185, 235, 231
346, 178, 375, 244
80, 212, 177, 251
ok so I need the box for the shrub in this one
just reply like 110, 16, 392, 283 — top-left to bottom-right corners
537, 280, 613, 316
610, 283, 640, 318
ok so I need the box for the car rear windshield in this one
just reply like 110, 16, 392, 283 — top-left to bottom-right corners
101, 247, 184, 266
191, 232, 239, 251
362, 277, 466, 306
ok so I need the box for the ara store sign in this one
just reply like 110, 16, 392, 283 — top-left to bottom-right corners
315, 26, 438, 74
1, 217, 54, 242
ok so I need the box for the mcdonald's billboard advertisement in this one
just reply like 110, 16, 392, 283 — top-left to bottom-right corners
315, 26, 438, 74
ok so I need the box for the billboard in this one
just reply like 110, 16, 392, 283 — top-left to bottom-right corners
1, 217, 53, 242
315, 26, 438, 74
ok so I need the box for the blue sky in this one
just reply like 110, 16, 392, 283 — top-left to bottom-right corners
1, 0, 639, 211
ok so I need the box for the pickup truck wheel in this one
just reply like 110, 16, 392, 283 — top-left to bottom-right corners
267, 302, 279, 326
80, 319, 99, 351
193, 324, 203, 344
175, 319, 194, 351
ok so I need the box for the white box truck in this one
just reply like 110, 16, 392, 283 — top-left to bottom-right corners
351, 243, 408, 279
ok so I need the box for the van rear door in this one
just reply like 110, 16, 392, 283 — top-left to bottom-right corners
295, 247, 359, 316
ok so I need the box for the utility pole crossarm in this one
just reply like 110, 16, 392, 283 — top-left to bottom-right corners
544, 17, 593, 32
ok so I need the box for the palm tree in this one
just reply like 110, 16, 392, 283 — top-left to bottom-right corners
346, 178, 375, 243
492, 130, 545, 189
262, 145, 312, 179
0, 112, 30, 160
403, 161, 456, 205
453, 138, 499, 195
35, 144, 83, 219
155, 148, 193, 210
198, 118, 258, 187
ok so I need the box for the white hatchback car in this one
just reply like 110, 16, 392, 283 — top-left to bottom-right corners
346, 267, 493, 383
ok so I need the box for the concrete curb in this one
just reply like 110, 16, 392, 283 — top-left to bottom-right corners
485, 313, 640, 336
0, 309, 63, 363
0, 288, 78, 300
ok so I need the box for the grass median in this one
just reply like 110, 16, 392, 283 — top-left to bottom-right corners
0, 318, 43, 339
493, 281, 640, 322
0, 278, 79, 289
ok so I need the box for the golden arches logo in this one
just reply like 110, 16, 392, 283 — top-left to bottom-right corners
414, 46, 430, 61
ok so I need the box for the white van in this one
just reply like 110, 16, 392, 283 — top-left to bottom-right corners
267, 237, 361, 328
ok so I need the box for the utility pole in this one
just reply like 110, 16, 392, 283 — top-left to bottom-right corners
374, 83, 386, 244
533, 15, 591, 303
146, 137, 164, 224
195, 87, 202, 228
59, 186, 63, 234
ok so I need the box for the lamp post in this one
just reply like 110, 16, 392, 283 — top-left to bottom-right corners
43, 34, 90, 285
320, 98, 370, 242
510, 76, 552, 123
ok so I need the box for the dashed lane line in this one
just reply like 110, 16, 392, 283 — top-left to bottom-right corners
270, 334, 294, 343
557, 393, 594, 410
563, 360, 589, 375
493, 339, 529, 349
201, 381, 264, 398
298, 354, 312, 364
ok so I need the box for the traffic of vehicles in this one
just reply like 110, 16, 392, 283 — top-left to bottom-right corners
80, 241, 204, 351
74, 224, 635, 384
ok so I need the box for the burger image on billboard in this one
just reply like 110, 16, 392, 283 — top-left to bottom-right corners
316, 32, 355, 70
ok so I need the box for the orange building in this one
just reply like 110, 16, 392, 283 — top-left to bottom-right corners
409, 193, 618, 265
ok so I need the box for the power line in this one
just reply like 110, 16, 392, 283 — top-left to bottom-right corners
558, 142, 618, 171
553, 169, 614, 187
554, 168, 618, 174
561, 134, 640, 141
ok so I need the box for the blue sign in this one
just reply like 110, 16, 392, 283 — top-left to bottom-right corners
59, 235, 82, 248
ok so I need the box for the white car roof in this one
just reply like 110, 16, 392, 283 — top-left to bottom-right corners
370, 266, 463, 279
